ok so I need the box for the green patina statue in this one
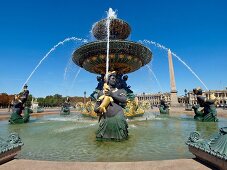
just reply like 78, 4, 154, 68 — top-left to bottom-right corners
159, 99, 169, 114
0, 133, 24, 164
94, 72, 128, 141
192, 87, 218, 122
60, 97, 70, 115
90, 75, 105, 101
9, 84, 31, 124
90, 72, 143, 118
118, 75, 135, 101
186, 127, 227, 169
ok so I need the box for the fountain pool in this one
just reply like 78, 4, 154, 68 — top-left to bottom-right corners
1, 112, 226, 162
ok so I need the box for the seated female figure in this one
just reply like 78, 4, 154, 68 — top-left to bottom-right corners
94, 72, 128, 141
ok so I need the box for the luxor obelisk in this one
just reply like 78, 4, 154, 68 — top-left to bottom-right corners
168, 49, 179, 106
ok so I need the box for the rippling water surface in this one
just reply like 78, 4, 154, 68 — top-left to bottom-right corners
0, 112, 226, 162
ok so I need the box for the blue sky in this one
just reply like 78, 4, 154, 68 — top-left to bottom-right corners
0, 0, 226, 97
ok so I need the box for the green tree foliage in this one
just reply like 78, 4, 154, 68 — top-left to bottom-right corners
0, 93, 90, 108
25, 94, 33, 107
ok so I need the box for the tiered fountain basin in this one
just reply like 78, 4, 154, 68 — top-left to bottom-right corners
1, 112, 227, 162
72, 40, 152, 74
92, 18, 131, 40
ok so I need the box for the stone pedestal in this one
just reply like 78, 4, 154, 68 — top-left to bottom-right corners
170, 90, 180, 107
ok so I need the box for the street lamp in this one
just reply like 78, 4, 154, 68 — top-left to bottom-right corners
184, 89, 188, 104
83, 91, 86, 104
184, 89, 187, 96
143, 92, 145, 101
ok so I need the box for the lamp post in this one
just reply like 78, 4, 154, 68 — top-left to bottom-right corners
83, 91, 86, 104
184, 89, 188, 104
184, 89, 187, 96
184, 89, 188, 105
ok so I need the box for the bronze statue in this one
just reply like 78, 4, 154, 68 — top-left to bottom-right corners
90, 75, 105, 101
159, 97, 169, 114
60, 97, 70, 115
192, 87, 218, 122
9, 84, 30, 124
94, 71, 128, 141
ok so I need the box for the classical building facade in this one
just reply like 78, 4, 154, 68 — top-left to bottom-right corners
136, 92, 171, 106
136, 89, 227, 107
187, 90, 227, 106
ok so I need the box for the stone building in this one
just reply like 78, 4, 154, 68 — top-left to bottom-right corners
136, 89, 227, 107
187, 90, 227, 106
136, 92, 171, 106
178, 89, 227, 106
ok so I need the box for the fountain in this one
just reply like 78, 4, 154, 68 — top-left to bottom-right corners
72, 21, 151, 75
72, 9, 152, 120
72, 9, 152, 141
1, 8, 227, 166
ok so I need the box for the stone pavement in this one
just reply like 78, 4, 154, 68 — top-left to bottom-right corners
0, 159, 214, 170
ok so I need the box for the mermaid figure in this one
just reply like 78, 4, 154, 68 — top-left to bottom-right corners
192, 87, 218, 122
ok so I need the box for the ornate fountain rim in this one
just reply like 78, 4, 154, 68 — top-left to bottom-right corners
72, 40, 152, 74
0, 133, 23, 164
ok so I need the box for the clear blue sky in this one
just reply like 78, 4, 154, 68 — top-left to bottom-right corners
0, 0, 226, 97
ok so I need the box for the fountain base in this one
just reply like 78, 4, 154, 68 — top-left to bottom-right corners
0, 133, 23, 165
186, 128, 227, 170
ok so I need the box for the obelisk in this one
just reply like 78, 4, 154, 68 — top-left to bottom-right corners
168, 49, 179, 106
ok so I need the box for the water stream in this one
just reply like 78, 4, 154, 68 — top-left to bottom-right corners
146, 65, 163, 92
105, 8, 117, 79
142, 39, 209, 90
21, 37, 87, 91
68, 68, 82, 94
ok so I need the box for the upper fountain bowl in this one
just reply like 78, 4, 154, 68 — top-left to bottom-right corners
72, 40, 152, 74
92, 18, 131, 40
